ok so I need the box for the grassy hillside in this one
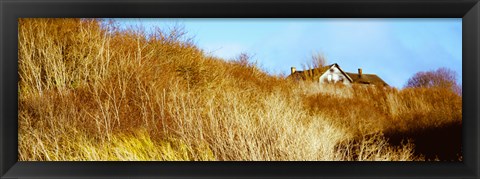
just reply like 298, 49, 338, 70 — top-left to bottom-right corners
18, 18, 462, 161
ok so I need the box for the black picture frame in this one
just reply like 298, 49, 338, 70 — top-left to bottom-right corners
1, 0, 479, 178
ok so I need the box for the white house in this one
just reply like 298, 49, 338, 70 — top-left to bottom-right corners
288, 63, 388, 86
318, 63, 353, 85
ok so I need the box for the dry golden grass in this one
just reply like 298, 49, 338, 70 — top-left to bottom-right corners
18, 18, 461, 161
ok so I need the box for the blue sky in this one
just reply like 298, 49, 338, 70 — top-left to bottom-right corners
113, 18, 462, 89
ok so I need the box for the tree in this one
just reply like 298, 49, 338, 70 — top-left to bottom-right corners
311, 51, 327, 68
234, 52, 256, 67
405, 67, 461, 94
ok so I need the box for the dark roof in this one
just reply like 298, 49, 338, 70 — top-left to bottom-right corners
288, 65, 331, 81
288, 63, 389, 86
345, 72, 389, 86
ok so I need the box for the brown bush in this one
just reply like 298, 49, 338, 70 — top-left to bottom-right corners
18, 18, 460, 161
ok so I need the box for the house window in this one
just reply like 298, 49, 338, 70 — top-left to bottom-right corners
332, 74, 339, 81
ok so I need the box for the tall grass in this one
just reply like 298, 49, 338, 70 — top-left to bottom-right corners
18, 18, 461, 161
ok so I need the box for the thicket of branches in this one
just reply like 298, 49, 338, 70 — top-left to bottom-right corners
405, 67, 461, 95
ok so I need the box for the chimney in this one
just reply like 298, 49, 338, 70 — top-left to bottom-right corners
291, 67, 296, 74
358, 68, 363, 77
